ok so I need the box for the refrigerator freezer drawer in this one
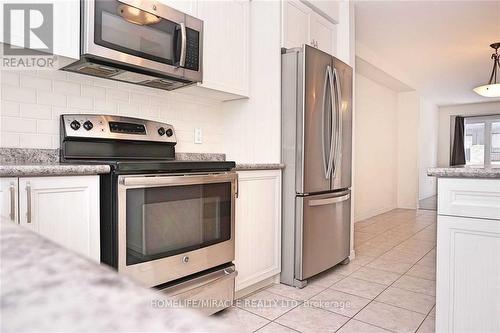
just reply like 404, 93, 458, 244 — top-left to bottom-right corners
296, 190, 351, 280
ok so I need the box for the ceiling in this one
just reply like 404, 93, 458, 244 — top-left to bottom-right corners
355, 1, 500, 106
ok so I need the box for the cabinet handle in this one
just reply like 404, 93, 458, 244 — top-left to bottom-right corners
26, 183, 32, 223
9, 184, 15, 221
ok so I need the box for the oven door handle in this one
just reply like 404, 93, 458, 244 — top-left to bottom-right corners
121, 173, 237, 187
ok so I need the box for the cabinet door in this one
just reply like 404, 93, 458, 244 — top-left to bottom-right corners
0, 178, 18, 224
436, 215, 500, 333
19, 176, 100, 262
158, 0, 198, 16
234, 170, 281, 291
310, 12, 336, 55
197, 0, 250, 96
282, 0, 311, 49
0, 0, 79, 60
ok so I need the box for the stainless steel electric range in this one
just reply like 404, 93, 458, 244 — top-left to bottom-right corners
60, 114, 237, 314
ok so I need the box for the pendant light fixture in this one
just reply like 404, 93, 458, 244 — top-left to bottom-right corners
473, 42, 500, 97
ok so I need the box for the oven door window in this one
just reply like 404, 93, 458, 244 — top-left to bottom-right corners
126, 182, 231, 265
94, 0, 181, 66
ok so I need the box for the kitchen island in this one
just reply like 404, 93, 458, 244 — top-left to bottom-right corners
427, 166, 500, 333
0, 220, 229, 333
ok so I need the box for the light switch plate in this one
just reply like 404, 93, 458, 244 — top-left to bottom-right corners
194, 128, 202, 144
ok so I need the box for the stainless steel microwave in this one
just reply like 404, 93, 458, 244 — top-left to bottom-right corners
63, 0, 203, 91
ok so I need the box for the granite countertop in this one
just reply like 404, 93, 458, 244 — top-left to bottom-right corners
0, 163, 111, 177
0, 220, 229, 333
234, 163, 285, 171
428, 166, 500, 178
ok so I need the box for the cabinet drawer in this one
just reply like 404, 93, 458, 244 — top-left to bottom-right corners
438, 178, 500, 220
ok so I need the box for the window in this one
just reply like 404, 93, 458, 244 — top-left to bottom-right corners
464, 115, 500, 166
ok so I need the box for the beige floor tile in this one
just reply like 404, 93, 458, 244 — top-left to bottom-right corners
350, 267, 401, 286
310, 288, 371, 317
256, 322, 298, 333
366, 257, 414, 274
236, 290, 300, 320
406, 264, 436, 281
354, 301, 426, 333
266, 283, 325, 301
276, 305, 349, 333
213, 306, 270, 332
375, 287, 435, 314
355, 244, 391, 257
355, 231, 377, 244
393, 276, 436, 296
416, 316, 435, 333
337, 319, 392, 333
378, 250, 425, 265
417, 252, 436, 268
330, 277, 386, 299
308, 268, 347, 288
428, 305, 435, 317
348, 254, 376, 267
331, 262, 362, 276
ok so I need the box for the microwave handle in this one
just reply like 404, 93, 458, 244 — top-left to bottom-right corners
179, 22, 187, 68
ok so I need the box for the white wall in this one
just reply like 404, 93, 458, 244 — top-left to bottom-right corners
397, 91, 419, 209
418, 99, 439, 200
221, 0, 281, 164
438, 101, 500, 167
354, 73, 398, 221
0, 70, 225, 154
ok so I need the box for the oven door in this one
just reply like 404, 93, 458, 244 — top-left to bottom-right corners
117, 172, 236, 287
83, 0, 202, 82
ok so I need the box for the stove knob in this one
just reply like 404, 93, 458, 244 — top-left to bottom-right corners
166, 128, 173, 137
83, 121, 93, 131
70, 120, 81, 130
158, 127, 166, 136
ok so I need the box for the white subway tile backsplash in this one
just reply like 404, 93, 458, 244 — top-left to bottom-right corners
1, 69, 225, 152
19, 133, 52, 148
2, 85, 37, 103
37, 119, 59, 134
68, 95, 93, 109
20, 74, 52, 92
82, 85, 106, 99
20, 104, 52, 119
53, 80, 81, 96
1, 101, 20, 117
1, 71, 20, 86
37, 91, 67, 106
106, 88, 129, 101
2, 116, 37, 133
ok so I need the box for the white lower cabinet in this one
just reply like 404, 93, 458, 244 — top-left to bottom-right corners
234, 170, 282, 292
15, 176, 100, 262
0, 178, 18, 223
436, 178, 500, 332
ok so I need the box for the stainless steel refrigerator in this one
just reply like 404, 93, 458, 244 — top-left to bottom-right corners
281, 45, 352, 288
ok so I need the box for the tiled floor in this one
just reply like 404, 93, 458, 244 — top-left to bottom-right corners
418, 196, 437, 211
214, 208, 437, 333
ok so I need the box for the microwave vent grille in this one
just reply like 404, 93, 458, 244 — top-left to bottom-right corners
76, 64, 120, 78
142, 79, 181, 90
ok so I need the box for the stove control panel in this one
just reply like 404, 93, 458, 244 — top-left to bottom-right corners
61, 114, 176, 144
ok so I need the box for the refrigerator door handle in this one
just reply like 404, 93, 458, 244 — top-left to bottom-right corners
332, 67, 342, 179
322, 65, 335, 179
308, 193, 350, 207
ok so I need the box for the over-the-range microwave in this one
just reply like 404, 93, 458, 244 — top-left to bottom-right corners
63, 0, 203, 91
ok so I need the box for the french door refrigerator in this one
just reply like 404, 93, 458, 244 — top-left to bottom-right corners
281, 45, 353, 288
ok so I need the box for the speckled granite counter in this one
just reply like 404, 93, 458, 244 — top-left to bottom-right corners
0, 163, 111, 177
0, 220, 228, 333
234, 163, 285, 171
428, 166, 500, 178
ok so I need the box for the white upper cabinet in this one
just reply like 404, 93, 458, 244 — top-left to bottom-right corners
282, 0, 310, 49
309, 12, 336, 55
0, 0, 79, 62
18, 176, 100, 262
282, 0, 338, 56
158, 0, 198, 16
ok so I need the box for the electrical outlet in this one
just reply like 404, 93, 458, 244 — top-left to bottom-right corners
194, 128, 203, 144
